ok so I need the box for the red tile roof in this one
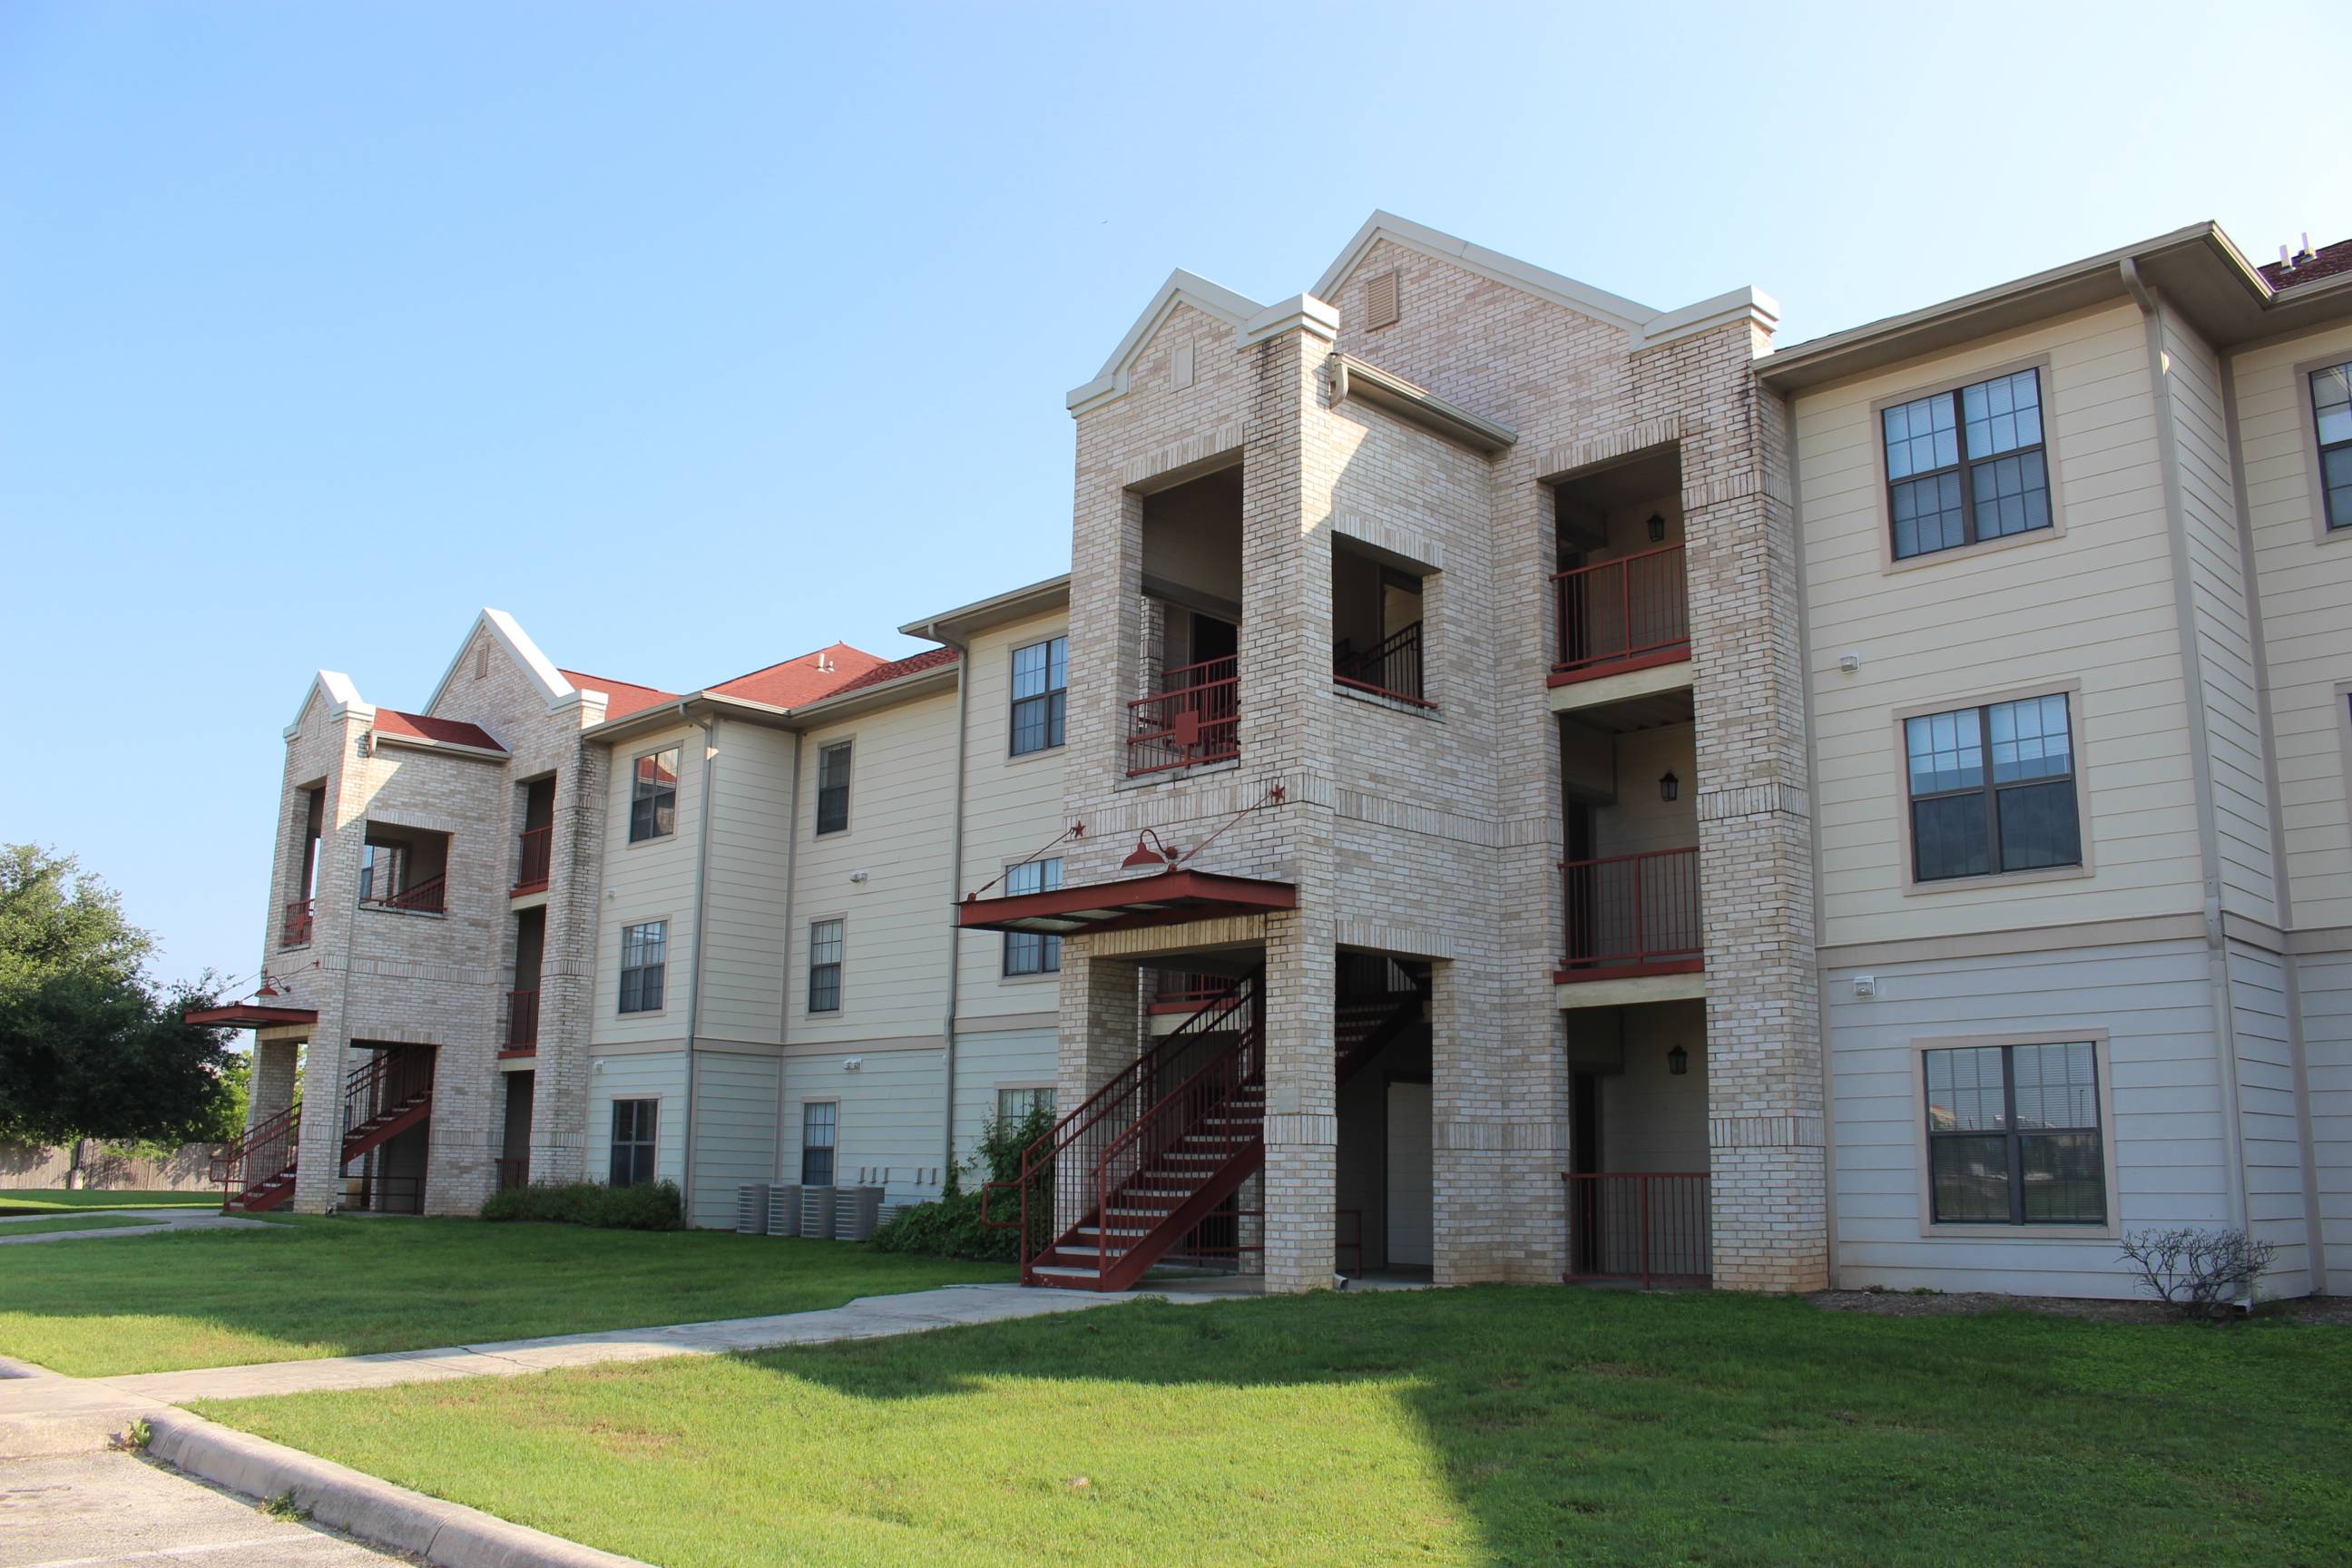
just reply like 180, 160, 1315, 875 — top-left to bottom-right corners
374, 710, 505, 750
709, 642, 889, 708
558, 669, 679, 720
2259, 238, 2352, 291
815, 646, 961, 699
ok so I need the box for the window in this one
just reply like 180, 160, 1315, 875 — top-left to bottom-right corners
610, 1099, 657, 1187
1883, 367, 2051, 560
619, 920, 667, 1013
816, 742, 852, 835
358, 842, 390, 904
808, 918, 843, 1012
1924, 1043, 2103, 1225
1002, 858, 1063, 976
801, 1101, 837, 1187
1905, 694, 2081, 882
629, 748, 679, 843
997, 1086, 1056, 1123
1010, 637, 1068, 755
2310, 359, 2352, 531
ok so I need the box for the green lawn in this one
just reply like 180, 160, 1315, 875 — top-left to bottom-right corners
0, 1213, 161, 1238
197, 1288, 2351, 1568
0, 1217, 1010, 1376
0, 1188, 220, 1214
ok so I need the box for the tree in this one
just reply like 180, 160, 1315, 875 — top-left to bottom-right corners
0, 846, 239, 1167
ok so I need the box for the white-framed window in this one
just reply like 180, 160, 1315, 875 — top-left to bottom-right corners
801, 1101, 837, 1186
1003, 858, 1063, 975
619, 920, 667, 1013
996, 1086, 1056, 1122
609, 1099, 657, 1187
629, 747, 679, 843
808, 918, 844, 1012
816, 742, 852, 835
2309, 358, 2352, 531
1010, 636, 1068, 755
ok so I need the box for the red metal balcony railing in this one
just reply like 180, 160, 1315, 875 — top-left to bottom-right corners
1150, 971, 1233, 1014
280, 897, 315, 948
506, 988, 540, 1050
1333, 621, 1431, 707
1551, 544, 1690, 682
1126, 655, 1239, 776
1559, 848, 1701, 979
514, 826, 553, 893
363, 874, 446, 915
1563, 1171, 1710, 1287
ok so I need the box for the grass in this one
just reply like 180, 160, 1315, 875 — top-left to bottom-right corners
0, 1188, 220, 1214
0, 1214, 161, 1238
0, 1216, 1011, 1375
196, 1287, 2352, 1568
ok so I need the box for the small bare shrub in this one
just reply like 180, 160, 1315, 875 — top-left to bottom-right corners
2118, 1226, 2277, 1319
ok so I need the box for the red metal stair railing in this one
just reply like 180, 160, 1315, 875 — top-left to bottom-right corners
214, 1102, 301, 1213
340, 1044, 436, 1164
984, 972, 1259, 1282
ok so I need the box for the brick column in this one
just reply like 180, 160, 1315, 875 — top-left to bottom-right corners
1056, 942, 1141, 1109
248, 1037, 300, 1131
1261, 907, 1336, 1293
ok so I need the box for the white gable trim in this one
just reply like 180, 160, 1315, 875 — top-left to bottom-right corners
285, 671, 371, 740
1316, 211, 1659, 337
1067, 269, 1264, 416
420, 609, 574, 717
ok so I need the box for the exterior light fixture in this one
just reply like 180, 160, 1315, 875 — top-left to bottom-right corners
1668, 1044, 1689, 1076
1121, 828, 1180, 870
1647, 513, 1667, 544
1659, 770, 1680, 803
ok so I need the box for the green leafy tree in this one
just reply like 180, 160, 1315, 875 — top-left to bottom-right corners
0, 846, 240, 1169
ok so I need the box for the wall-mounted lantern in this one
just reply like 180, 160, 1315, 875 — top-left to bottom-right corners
1659, 770, 1680, 803
1667, 1044, 1690, 1076
1647, 513, 1668, 544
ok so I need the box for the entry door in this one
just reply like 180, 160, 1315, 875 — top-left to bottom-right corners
1387, 1081, 1434, 1269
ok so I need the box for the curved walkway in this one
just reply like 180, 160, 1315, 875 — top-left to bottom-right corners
0, 1210, 278, 1248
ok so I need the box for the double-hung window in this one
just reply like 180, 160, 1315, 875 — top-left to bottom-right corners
808, 918, 844, 1013
630, 748, 679, 842
1906, 694, 2080, 882
1010, 636, 1068, 755
996, 1086, 1056, 1122
815, 742, 852, 835
1002, 858, 1063, 976
1924, 1043, 2103, 1225
1883, 368, 2051, 560
2310, 359, 2352, 531
801, 1102, 837, 1187
609, 1099, 657, 1188
619, 920, 667, 1013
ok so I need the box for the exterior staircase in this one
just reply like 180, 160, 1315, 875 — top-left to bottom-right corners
998, 962, 1428, 1291
214, 1044, 436, 1212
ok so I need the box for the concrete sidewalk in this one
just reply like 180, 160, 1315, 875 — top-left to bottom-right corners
0, 1450, 406, 1568
0, 1210, 280, 1247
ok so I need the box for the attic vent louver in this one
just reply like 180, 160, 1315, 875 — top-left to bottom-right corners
1365, 270, 1400, 330
474, 644, 488, 680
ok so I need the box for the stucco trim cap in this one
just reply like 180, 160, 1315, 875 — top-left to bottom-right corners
284, 670, 372, 740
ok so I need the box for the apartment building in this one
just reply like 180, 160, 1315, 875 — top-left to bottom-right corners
205, 211, 2352, 1302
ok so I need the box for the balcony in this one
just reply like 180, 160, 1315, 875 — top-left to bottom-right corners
361, 875, 446, 916
1151, 970, 1232, 1014
505, 988, 540, 1053
280, 897, 314, 949
1550, 544, 1689, 686
1562, 1171, 1710, 1287
1557, 848, 1701, 982
514, 825, 553, 895
1333, 622, 1431, 708
1126, 656, 1239, 777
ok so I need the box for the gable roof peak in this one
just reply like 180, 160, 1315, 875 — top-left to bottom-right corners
1068, 267, 1267, 415
1316, 211, 1659, 334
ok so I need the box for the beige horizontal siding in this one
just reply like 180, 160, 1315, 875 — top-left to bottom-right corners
590, 722, 703, 1047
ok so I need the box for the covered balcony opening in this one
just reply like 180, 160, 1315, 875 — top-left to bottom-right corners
499, 1068, 534, 1193
1557, 701, 1700, 984
1131, 462, 1242, 777
282, 784, 325, 947
1332, 952, 1434, 1280
1548, 446, 1690, 686
505, 906, 544, 1056
514, 776, 555, 894
358, 823, 450, 916
1563, 1001, 1710, 1288
1331, 536, 1433, 708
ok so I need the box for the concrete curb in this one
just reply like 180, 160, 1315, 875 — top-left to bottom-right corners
145, 1407, 651, 1568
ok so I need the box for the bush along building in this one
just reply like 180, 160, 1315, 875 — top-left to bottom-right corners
204, 215, 2352, 1301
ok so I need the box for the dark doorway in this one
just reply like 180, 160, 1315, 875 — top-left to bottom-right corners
1191, 612, 1238, 665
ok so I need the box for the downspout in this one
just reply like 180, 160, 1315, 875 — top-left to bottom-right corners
2124, 259, 2255, 1261
678, 705, 720, 1228
936, 633, 974, 1181
774, 730, 803, 1181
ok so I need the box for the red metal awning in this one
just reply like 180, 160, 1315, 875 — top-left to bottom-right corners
184, 1003, 319, 1029
956, 867, 1296, 936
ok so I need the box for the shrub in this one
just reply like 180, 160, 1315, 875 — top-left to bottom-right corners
480, 1180, 683, 1230
2118, 1225, 2278, 1318
869, 1104, 1055, 1262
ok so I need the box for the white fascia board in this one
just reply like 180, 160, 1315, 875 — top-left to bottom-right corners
1313, 211, 1657, 336
368, 731, 511, 764
1632, 286, 1782, 352
1067, 269, 1265, 416
418, 609, 575, 718
285, 671, 368, 740
899, 573, 1073, 642
1238, 294, 1341, 350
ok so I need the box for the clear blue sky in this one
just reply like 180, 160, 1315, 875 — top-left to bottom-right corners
4, 1, 2347, 992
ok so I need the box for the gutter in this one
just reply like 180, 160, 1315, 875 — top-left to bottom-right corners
934, 631, 975, 1177
774, 729, 803, 1183
677, 706, 720, 1228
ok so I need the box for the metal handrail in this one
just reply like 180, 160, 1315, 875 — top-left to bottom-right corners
1551, 544, 1690, 676
1126, 655, 1240, 775
1562, 1171, 1710, 1287
1333, 620, 1431, 706
1560, 848, 1702, 972
215, 1101, 300, 1209
506, 988, 540, 1049
1090, 997, 1264, 1279
280, 897, 315, 947
514, 826, 554, 891
363, 874, 447, 915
